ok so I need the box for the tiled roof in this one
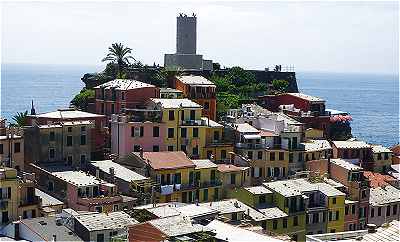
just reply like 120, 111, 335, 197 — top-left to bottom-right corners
369, 184, 400, 206
33, 110, 104, 119
90, 160, 149, 182
259, 130, 279, 137
244, 186, 273, 195
301, 139, 332, 152
371, 144, 392, 153
142, 151, 195, 170
149, 215, 210, 237
361, 220, 400, 242
35, 189, 64, 207
150, 98, 201, 109
75, 211, 138, 231
332, 140, 371, 149
330, 158, 363, 171
233, 123, 259, 133
177, 75, 215, 86
258, 207, 288, 219
287, 93, 325, 102
363, 171, 397, 188
192, 159, 218, 169
217, 164, 245, 173
201, 117, 223, 128
95, 79, 154, 90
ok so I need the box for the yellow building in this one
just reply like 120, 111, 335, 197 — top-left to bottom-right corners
217, 164, 250, 198
301, 139, 332, 163
371, 145, 392, 173
141, 151, 221, 203
148, 98, 207, 159
265, 149, 289, 180
0, 127, 24, 171
0, 167, 41, 225
202, 117, 233, 162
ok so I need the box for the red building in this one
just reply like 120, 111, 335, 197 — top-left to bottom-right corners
331, 140, 374, 171
94, 79, 160, 120
27, 109, 107, 159
173, 75, 217, 120
259, 93, 331, 137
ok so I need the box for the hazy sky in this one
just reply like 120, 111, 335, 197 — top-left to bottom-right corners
1, 1, 398, 74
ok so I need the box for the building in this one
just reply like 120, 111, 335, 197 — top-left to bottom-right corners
301, 139, 332, 163
35, 188, 65, 216
173, 75, 217, 120
27, 109, 106, 159
368, 184, 400, 227
159, 87, 183, 99
0, 126, 24, 171
94, 79, 160, 119
371, 145, 392, 173
217, 164, 250, 197
110, 113, 166, 155
390, 144, 400, 164
331, 140, 374, 171
0, 168, 41, 226
203, 117, 233, 162
30, 164, 135, 212
164, 13, 213, 71
329, 158, 370, 230
259, 93, 331, 137
136, 151, 221, 203
1, 216, 84, 242
264, 179, 346, 241
88, 160, 153, 201
306, 220, 400, 242
147, 98, 207, 159
24, 121, 94, 169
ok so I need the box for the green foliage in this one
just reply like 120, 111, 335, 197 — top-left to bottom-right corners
272, 79, 289, 93
330, 122, 353, 141
102, 42, 135, 77
211, 67, 267, 118
70, 88, 95, 111
12, 111, 28, 127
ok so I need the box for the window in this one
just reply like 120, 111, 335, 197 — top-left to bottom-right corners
352, 205, 356, 214
121, 92, 125, 100
153, 126, 159, 137
293, 216, 298, 226
140, 127, 144, 137
204, 102, 209, 110
247, 151, 253, 159
174, 173, 182, 184
113, 204, 119, 212
153, 145, 159, 152
273, 219, 278, 230
371, 208, 375, 217
292, 137, 298, 149
168, 145, 174, 151
2, 211, 9, 224
95, 206, 103, 213
333, 198, 336, 204
80, 135, 86, 145
259, 195, 266, 204
283, 218, 287, 228
67, 156, 73, 166
67, 127, 72, 132
393, 205, 398, 215
313, 213, 319, 223
80, 155, 86, 164
67, 136, 73, 146
193, 146, 199, 156
213, 131, 219, 141
270, 152, 275, 161
203, 189, 208, 201
230, 173, 236, 185
384, 153, 389, 160
96, 233, 104, 242
221, 150, 226, 159
180, 145, 187, 153
13, 142, 20, 153
169, 110, 175, 120
377, 153, 382, 160
49, 131, 55, 141
48, 181, 54, 191
193, 128, 199, 138
133, 145, 141, 152
211, 170, 216, 181
258, 151, 263, 160
111, 104, 115, 114
329, 211, 332, 221
168, 128, 174, 138
181, 128, 187, 138
279, 152, 284, 160
101, 103, 105, 114
0, 144, 3, 154
378, 207, 382, 216
49, 148, 55, 159
386, 206, 391, 216
336, 211, 340, 220
23, 211, 27, 219
361, 190, 367, 198
330, 229, 336, 233
131, 127, 135, 137
190, 110, 195, 120
345, 206, 349, 215
289, 153, 294, 163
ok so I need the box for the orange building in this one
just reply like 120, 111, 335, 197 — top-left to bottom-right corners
173, 75, 217, 120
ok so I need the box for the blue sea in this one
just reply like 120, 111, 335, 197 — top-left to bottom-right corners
1, 64, 398, 147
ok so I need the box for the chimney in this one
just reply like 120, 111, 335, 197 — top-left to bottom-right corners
95, 167, 100, 179
109, 167, 115, 177
14, 222, 20, 240
367, 224, 377, 233
139, 147, 144, 159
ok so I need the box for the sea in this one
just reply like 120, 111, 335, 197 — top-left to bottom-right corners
1, 63, 398, 147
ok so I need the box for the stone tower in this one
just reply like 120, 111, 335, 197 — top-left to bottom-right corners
176, 13, 197, 55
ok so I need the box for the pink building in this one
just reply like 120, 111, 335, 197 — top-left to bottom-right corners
30, 164, 135, 212
111, 114, 166, 156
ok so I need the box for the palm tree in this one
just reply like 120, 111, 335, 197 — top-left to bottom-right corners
102, 43, 135, 77
12, 111, 28, 127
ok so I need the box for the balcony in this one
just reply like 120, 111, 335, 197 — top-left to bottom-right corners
180, 119, 206, 126
20, 196, 40, 207
236, 143, 267, 149
206, 139, 233, 147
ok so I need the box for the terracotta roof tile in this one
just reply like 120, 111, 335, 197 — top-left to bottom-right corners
363, 171, 396, 188
142, 151, 195, 170
217, 164, 244, 173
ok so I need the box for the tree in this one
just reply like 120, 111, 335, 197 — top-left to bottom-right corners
102, 43, 135, 76
12, 111, 28, 127
272, 79, 289, 93
70, 88, 95, 111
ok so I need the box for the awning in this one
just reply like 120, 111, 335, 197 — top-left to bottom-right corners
243, 134, 261, 140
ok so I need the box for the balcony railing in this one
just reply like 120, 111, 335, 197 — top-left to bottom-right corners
236, 143, 267, 149
180, 119, 206, 126
20, 196, 40, 207
158, 180, 222, 195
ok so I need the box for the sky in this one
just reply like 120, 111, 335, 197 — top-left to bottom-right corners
1, 1, 399, 74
